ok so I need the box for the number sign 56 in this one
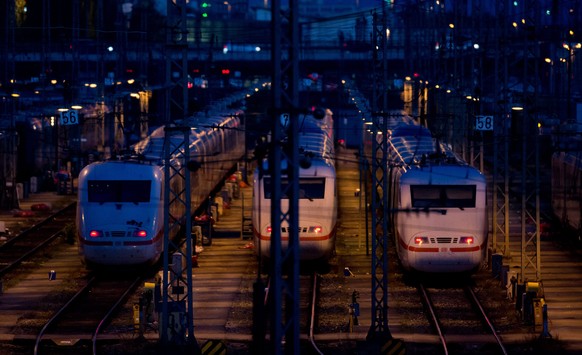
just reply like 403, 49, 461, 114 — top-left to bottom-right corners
60, 110, 79, 125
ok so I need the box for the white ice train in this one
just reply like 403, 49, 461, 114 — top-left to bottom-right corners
252, 109, 337, 262
76, 110, 245, 267
367, 117, 488, 273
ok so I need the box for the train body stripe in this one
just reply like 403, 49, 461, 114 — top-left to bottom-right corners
256, 225, 337, 242
125, 232, 163, 246
258, 234, 332, 242
399, 236, 484, 253
408, 245, 440, 252
449, 246, 481, 252
80, 231, 162, 246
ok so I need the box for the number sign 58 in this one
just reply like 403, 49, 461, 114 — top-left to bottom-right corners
475, 115, 493, 131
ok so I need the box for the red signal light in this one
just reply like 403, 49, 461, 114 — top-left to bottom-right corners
221, 69, 230, 75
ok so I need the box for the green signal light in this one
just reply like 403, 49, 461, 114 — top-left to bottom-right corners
202, 13, 208, 17
202, 2, 209, 7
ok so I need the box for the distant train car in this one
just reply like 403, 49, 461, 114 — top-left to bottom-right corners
551, 151, 582, 235
252, 109, 337, 262
366, 118, 488, 273
76, 110, 245, 267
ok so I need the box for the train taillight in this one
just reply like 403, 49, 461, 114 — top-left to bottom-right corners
460, 236, 474, 244
89, 230, 103, 238
309, 226, 323, 233
414, 236, 429, 244
133, 230, 147, 237
266, 226, 272, 234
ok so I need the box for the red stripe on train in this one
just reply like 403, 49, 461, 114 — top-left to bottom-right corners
256, 225, 337, 242
399, 236, 483, 253
80, 232, 162, 246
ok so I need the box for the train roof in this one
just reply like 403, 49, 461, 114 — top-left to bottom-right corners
300, 113, 333, 139
298, 112, 335, 160
132, 111, 243, 161
400, 163, 486, 184
299, 133, 334, 160
387, 120, 464, 168
389, 131, 437, 166
259, 109, 335, 172
391, 124, 432, 138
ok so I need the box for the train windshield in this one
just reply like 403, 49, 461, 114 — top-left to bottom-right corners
263, 177, 325, 199
410, 185, 476, 208
88, 180, 152, 203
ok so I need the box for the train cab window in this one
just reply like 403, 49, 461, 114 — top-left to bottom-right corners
411, 185, 476, 208
88, 180, 152, 203
263, 178, 326, 199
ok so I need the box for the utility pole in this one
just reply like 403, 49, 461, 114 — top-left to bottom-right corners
518, 0, 542, 283
368, 1, 392, 347
160, 126, 197, 351
165, 0, 189, 122
268, 0, 301, 353
0, 0, 18, 209
160, 0, 197, 351
492, 0, 511, 256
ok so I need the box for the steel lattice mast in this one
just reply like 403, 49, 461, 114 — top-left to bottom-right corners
269, 0, 301, 353
492, 0, 512, 258
367, 2, 392, 342
160, 0, 197, 350
518, 0, 542, 283
160, 127, 197, 350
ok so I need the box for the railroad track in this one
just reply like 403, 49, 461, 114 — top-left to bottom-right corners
418, 279, 508, 355
259, 271, 323, 353
33, 272, 144, 355
0, 202, 77, 277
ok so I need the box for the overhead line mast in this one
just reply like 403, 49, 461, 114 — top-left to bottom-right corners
160, 0, 197, 351
268, 0, 301, 353
368, 0, 392, 345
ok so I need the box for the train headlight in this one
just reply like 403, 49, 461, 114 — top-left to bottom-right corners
89, 230, 103, 238
309, 226, 323, 233
414, 236, 429, 245
133, 230, 147, 237
460, 236, 474, 244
